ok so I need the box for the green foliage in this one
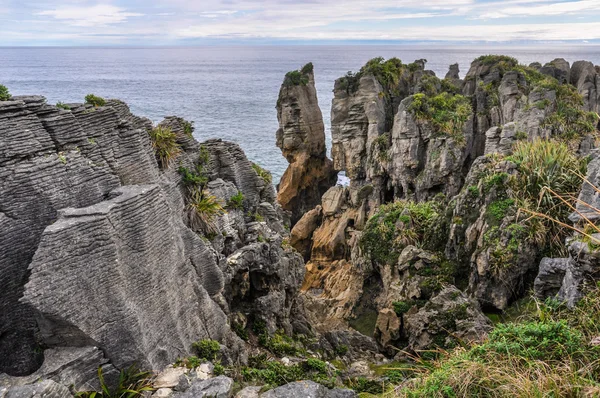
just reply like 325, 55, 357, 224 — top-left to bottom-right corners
390, 285, 600, 397
0, 84, 10, 101
360, 199, 447, 265
192, 339, 221, 361
334, 344, 348, 357
338, 71, 362, 94
508, 139, 589, 254
475, 55, 519, 67
232, 322, 249, 341
486, 198, 515, 223
149, 126, 181, 169
227, 191, 245, 210
259, 330, 306, 357
408, 92, 472, 144
182, 120, 194, 137
85, 94, 106, 107
213, 362, 225, 376
372, 133, 391, 162
174, 355, 201, 369
300, 62, 314, 75
360, 57, 406, 95
346, 377, 384, 394
187, 188, 225, 234
252, 163, 272, 184
392, 300, 423, 316
240, 357, 336, 390
471, 321, 583, 361
283, 63, 313, 87
178, 165, 208, 186
418, 74, 441, 96
75, 366, 153, 398
56, 101, 70, 110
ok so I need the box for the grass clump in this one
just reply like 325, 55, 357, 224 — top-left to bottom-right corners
75, 366, 153, 398
192, 339, 221, 361
187, 189, 225, 234
240, 357, 336, 390
0, 84, 10, 101
84, 93, 106, 107
408, 92, 472, 144
56, 101, 70, 110
508, 139, 589, 255
149, 126, 181, 169
252, 163, 272, 184
182, 120, 194, 137
360, 199, 447, 265
227, 191, 245, 210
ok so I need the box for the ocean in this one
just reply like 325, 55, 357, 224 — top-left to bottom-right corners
2, 45, 600, 183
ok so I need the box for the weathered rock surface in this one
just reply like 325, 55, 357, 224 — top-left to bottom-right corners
0, 96, 306, 393
276, 65, 336, 225
172, 376, 233, 398
261, 381, 356, 398
404, 286, 492, 351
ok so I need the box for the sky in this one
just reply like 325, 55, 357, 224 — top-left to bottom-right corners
1, 0, 600, 46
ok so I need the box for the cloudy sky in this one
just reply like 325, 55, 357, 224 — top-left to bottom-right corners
1, 0, 600, 45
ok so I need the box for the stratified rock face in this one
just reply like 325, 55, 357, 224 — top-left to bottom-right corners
0, 95, 304, 384
331, 75, 387, 182
23, 185, 229, 371
276, 64, 336, 225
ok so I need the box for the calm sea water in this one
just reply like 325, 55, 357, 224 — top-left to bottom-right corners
2, 45, 600, 183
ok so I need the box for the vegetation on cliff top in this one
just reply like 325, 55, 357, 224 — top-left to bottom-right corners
85, 93, 106, 107
338, 57, 425, 95
408, 92, 472, 143
282, 62, 313, 87
149, 126, 181, 169
0, 84, 10, 101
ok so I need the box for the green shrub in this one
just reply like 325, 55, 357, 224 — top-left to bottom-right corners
360, 199, 447, 265
227, 191, 244, 210
408, 92, 472, 144
486, 198, 515, 223
84, 94, 106, 107
56, 102, 70, 110
75, 366, 153, 397
213, 362, 225, 376
149, 126, 181, 168
283, 66, 310, 87
0, 84, 10, 101
471, 321, 583, 361
192, 339, 221, 361
252, 163, 272, 184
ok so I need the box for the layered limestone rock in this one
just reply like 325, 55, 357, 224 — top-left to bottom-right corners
280, 56, 600, 357
276, 64, 336, 225
0, 96, 305, 393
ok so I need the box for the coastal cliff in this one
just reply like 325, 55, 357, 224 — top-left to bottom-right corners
1, 53, 600, 397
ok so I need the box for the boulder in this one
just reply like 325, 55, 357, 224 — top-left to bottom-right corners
534, 258, 569, 299
260, 381, 356, 398
172, 376, 234, 398
404, 286, 491, 352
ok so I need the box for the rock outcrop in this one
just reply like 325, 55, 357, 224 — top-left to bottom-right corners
276, 63, 336, 226
278, 56, 600, 358
0, 96, 305, 393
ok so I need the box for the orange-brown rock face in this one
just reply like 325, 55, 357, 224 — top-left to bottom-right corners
276, 63, 336, 225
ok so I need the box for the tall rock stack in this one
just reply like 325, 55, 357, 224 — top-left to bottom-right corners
276, 63, 337, 226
